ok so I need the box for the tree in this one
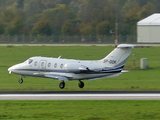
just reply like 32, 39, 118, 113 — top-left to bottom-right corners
62, 20, 71, 36
0, 0, 160, 35
31, 19, 52, 35
0, 8, 15, 23
139, 1, 157, 17
5, 16, 25, 35
41, 0, 72, 9
96, 21, 111, 35
16, 0, 24, 9
79, 23, 94, 35
121, 1, 141, 35
42, 4, 75, 35
41, 0, 60, 9
23, 0, 44, 19
0, 0, 17, 8
78, 0, 108, 23
0, 23, 5, 35
62, 20, 80, 35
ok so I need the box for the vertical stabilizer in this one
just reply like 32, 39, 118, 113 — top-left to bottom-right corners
99, 44, 134, 67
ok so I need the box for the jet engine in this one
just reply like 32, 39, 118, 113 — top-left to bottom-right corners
65, 63, 90, 73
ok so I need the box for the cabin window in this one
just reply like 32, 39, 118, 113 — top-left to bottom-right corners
60, 64, 63, 68
48, 63, 51, 67
54, 63, 57, 68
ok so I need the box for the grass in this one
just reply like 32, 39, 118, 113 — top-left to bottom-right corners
0, 45, 160, 91
0, 100, 160, 120
1, 45, 160, 120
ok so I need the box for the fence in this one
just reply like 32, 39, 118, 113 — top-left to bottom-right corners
0, 35, 137, 44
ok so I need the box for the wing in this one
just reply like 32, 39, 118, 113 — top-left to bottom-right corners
45, 74, 69, 81
33, 72, 71, 81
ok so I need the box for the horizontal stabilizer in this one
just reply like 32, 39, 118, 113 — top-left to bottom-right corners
122, 70, 129, 72
117, 44, 135, 48
88, 73, 121, 81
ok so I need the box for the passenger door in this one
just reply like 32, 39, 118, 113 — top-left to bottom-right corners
39, 60, 47, 73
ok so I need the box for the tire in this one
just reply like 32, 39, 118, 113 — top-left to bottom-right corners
59, 81, 65, 89
78, 81, 84, 88
19, 78, 23, 84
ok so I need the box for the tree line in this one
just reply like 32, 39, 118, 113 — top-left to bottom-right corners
0, 0, 159, 36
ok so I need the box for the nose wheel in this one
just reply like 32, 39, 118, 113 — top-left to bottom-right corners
59, 81, 65, 89
78, 81, 84, 88
19, 78, 23, 84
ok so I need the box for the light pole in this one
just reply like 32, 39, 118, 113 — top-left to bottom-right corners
114, 22, 118, 47
110, 1, 118, 48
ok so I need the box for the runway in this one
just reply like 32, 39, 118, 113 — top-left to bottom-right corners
1, 91, 160, 100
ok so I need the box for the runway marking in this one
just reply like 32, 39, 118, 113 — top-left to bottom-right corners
1, 94, 160, 100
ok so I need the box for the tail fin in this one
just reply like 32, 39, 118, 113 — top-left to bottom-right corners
99, 44, 134, 67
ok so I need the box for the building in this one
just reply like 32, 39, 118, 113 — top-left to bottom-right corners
137, 13, 160, 43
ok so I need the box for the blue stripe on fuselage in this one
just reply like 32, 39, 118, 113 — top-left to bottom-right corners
14, 65, 124, 74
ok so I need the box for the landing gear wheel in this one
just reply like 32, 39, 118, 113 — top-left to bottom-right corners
19, 78, 23, 84
78, 81, 84, 88
59, 81, 65, 89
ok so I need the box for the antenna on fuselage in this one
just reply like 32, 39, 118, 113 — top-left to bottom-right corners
58, 56, 61, 59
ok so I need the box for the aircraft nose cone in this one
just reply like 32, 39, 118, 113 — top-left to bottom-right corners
8, 66, 11, 71
8, 63, 26, 74
8, 65, 17, 74
8, 66, 13, 74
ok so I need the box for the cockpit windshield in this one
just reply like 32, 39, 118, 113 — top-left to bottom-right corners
24, 59, 33, 65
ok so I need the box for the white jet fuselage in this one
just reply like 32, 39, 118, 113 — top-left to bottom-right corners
8, 44, 134, 89
8, 57, 122, 81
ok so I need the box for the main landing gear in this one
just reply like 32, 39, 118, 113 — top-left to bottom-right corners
59, 81, 65, 89
59, 81, 85, 89
78, 81, 84, 88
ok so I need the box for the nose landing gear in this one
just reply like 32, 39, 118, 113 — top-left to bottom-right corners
19, 78, 23, 84
18, 76, 25, 84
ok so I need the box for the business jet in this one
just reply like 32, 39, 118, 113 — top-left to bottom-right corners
8, 44, 134, 89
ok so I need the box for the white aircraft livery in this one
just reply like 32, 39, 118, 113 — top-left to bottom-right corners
8, 44, 134, 89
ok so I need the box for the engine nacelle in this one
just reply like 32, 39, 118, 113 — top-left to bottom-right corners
79, 65, 89, 73
65, 63, 89, 73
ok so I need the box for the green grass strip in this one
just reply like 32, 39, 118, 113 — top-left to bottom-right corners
1, 45, 160, 91
0, 100, 160, 120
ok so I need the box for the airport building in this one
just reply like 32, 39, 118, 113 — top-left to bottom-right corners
137, 13, 160, 43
